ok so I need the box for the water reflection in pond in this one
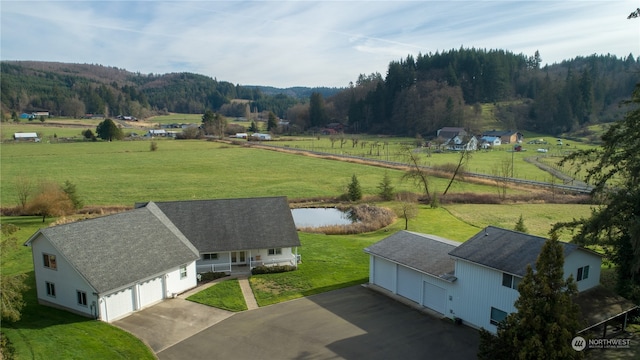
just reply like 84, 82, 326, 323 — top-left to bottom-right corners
291, 208, 357, 228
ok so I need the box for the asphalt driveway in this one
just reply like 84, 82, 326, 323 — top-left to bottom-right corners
156, 285, 480, 360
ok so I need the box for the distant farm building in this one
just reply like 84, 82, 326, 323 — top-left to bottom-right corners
13, 132, 40, 142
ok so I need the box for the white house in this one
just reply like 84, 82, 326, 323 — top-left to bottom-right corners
137, 197, 301, 273
25, 203, 200, 322
366, 227, 635, 334
146, 129, 167, 137
26, 196, 301, 322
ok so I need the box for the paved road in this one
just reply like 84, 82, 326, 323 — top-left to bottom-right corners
157, 286, 480, 360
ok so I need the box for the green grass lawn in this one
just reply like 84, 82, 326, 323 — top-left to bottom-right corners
0, 140, 500, 207
186, 279, 248, 311
445, 203, 595, 240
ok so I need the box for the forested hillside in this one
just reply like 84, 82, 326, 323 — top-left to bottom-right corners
0, 61, 304, 119
320, 49, 640, 136
2, 48, 639, 137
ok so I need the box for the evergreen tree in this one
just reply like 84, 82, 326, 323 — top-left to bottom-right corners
309, 92, 327, 128
267, 111, 278, 132
555, 83, 640, 302
478, 233, 584, 360
95, 118, 123, 141
514, 214, 528, 233
377, 172, 394, 201
347, 174, 362, 201
62, 180, 83, 210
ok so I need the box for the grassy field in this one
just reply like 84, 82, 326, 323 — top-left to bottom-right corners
0, 140, 503, 207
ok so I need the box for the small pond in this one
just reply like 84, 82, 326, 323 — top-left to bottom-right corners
291, 208, 357, 228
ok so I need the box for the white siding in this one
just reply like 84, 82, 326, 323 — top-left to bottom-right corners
138, 276, 164, 308
397, 266, 421, 303
165, 262, 197, 296
30, 234, 96, 318
564, 250, 602, 292
102, 287, 135, 322
371, 257, 396, 292
450, 260, 519, 333
422, 282, 447, 314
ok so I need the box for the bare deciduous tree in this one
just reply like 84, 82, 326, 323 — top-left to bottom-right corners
27, 181, 75, 222
399, 144, 431, 199
14, 175, 33, 211
492, 158, 513, 200
396, 192, 419, 230
442, 148, 472, 196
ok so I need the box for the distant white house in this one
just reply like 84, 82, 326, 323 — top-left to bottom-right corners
13, 132, 40, 142
366, 227, 636, 335
146, 129, 167, 137
235, 133, 248, 139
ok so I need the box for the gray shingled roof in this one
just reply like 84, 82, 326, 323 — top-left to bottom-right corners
448, 226, 584, 276
364, 231, 459, 280
31, 203, 200, 294
141, 196, 300, 252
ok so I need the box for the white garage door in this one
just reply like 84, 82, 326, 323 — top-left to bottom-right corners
138, 276, 164, 308
372, 257, 395, 291
397, 266, 421, 303
422, 281, 446, 315
104, 287, 135, 322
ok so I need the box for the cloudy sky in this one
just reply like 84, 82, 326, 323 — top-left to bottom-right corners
1, 1, 638, 88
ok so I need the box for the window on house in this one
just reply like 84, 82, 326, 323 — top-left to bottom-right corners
46, 282, 56, 297
577, 265, 590, 281
180, 266, 187, 279
501, 273, 521, 289
268, 248, 282, 255
202, 253, 218, 261
490, 307, 508, 326
43, 253, 57, 270
77, 290, 87, 306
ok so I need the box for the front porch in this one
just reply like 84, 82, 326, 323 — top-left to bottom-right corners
196, 250, 299, 275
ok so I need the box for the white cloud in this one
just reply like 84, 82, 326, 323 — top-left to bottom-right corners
1, 1, 638, 87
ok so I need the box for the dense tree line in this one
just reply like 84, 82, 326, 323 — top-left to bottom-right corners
324, 49, 639, 136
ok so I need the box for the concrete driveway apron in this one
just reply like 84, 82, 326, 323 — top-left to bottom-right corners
114, 297, 234, 353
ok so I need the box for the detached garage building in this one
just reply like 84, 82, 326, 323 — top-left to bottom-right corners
365, 227, 634, 335
365, 231, 459, 316
25, 203, 200, 322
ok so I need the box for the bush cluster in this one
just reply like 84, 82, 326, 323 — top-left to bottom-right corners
198, 272, 227, 282
251, 265, 296, 275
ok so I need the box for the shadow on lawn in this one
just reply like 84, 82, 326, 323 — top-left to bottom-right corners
4, 272, 94, 331
300, 278, 368, 297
